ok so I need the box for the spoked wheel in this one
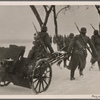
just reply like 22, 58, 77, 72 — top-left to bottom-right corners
0, 81, 10, 87
31, 59, 52, 94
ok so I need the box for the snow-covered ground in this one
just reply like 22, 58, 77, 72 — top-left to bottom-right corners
0, 44, 99, 99
0, 53, 100, 99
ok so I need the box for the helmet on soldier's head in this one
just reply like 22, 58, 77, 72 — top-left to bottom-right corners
69, 33, 74, 38
41, 25, 47, 31
80, 27, 87, 34
94, 30, 98, 35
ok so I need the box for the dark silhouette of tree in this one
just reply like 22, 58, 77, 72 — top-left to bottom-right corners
30, 5, 54, 28
30, 6, 43, 27
95, 5, 100, 16
52, 6, 70, 37
95, 5, 100, 33
30, 5, 70, 37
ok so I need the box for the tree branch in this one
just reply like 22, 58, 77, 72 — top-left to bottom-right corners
95, 5, 100, 16
43, 5, 54, 26
43, 5, 48, 13
30, 5, 43, 27
53, 6, 58, 37
56, 6, 70, 18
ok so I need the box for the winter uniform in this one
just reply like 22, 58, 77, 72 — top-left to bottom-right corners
63, 33, 74, 51
67, 27, 98, 80
90, 30, 100, 70
28, 25, 54, 60
57, 33, 74, 67
57, 35, 64, 51
39, 25, 54, 53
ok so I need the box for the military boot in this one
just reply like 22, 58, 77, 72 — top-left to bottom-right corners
70, 70, 75, 80
98, 62, 100, 71
79, 69, 84, 77
70, 77, 75, 80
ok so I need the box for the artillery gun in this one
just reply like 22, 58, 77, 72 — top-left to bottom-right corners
0, 44, 68, 94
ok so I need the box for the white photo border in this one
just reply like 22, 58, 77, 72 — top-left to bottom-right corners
0, 1, 99, 99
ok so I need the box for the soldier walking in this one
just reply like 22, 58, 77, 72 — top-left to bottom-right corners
67, 27, 98, 80
57, 33, 74, 68
90, 30, 100, 70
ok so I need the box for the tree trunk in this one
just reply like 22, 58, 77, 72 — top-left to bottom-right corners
43, 5, 54, 26
53, 6, 58, 37
95, 5, 100, 34
95, 5, 100, 16
30, 5, 43, 27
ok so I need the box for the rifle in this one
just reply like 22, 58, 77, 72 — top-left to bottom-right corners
74, 23, 93, 56
90, 24, 95, 30
32, 22, 49, 53
58, 46, 66, 51
99, 22, 100, 34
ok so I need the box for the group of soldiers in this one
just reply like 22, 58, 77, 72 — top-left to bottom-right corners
28, 25, 100, 81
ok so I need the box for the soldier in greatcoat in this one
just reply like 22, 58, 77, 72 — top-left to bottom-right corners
67, 27, 98, 80
38, 25, 54, 54
28, 25, 54, 60
26, 26, 54, 76
90, 30, 100, 70
57, 33, 74, 68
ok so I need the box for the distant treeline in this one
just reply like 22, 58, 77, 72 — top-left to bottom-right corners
0, 39, 33, 43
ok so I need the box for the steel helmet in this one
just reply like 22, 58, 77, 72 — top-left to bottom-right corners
80, 27, 87, 33
41, 25, 47, 31
69, 33, 74, 37
94, 30, 98, 35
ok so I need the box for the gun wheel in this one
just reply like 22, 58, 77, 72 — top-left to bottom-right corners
31, 59, 52, 94
0, 81, 10, 87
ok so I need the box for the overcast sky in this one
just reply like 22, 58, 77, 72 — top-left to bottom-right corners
0, 5, 99, 41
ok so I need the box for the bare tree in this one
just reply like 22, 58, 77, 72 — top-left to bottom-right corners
95, 5, 100, 16
52, 5, 70, 37
30, 5, 54, 28
43, 5, 54, 26
30, 5, 70, 36
30, 5, 43, 28
95, 5, 100, 33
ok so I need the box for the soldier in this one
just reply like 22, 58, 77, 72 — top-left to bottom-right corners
57, 33, 74, 68
67, 27, 98, 80
90, 30, 100, 70
63, 33, 74, 51
38, 25, 54, 53
57, 35, 64, 51
27, 33, 38, 59
28, 25, 54, 60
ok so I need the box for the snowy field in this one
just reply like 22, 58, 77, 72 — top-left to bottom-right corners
0, 59, 100, 99
0, 44, 100, 99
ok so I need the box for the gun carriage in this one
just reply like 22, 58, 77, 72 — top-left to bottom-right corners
0, 44, 68, 94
